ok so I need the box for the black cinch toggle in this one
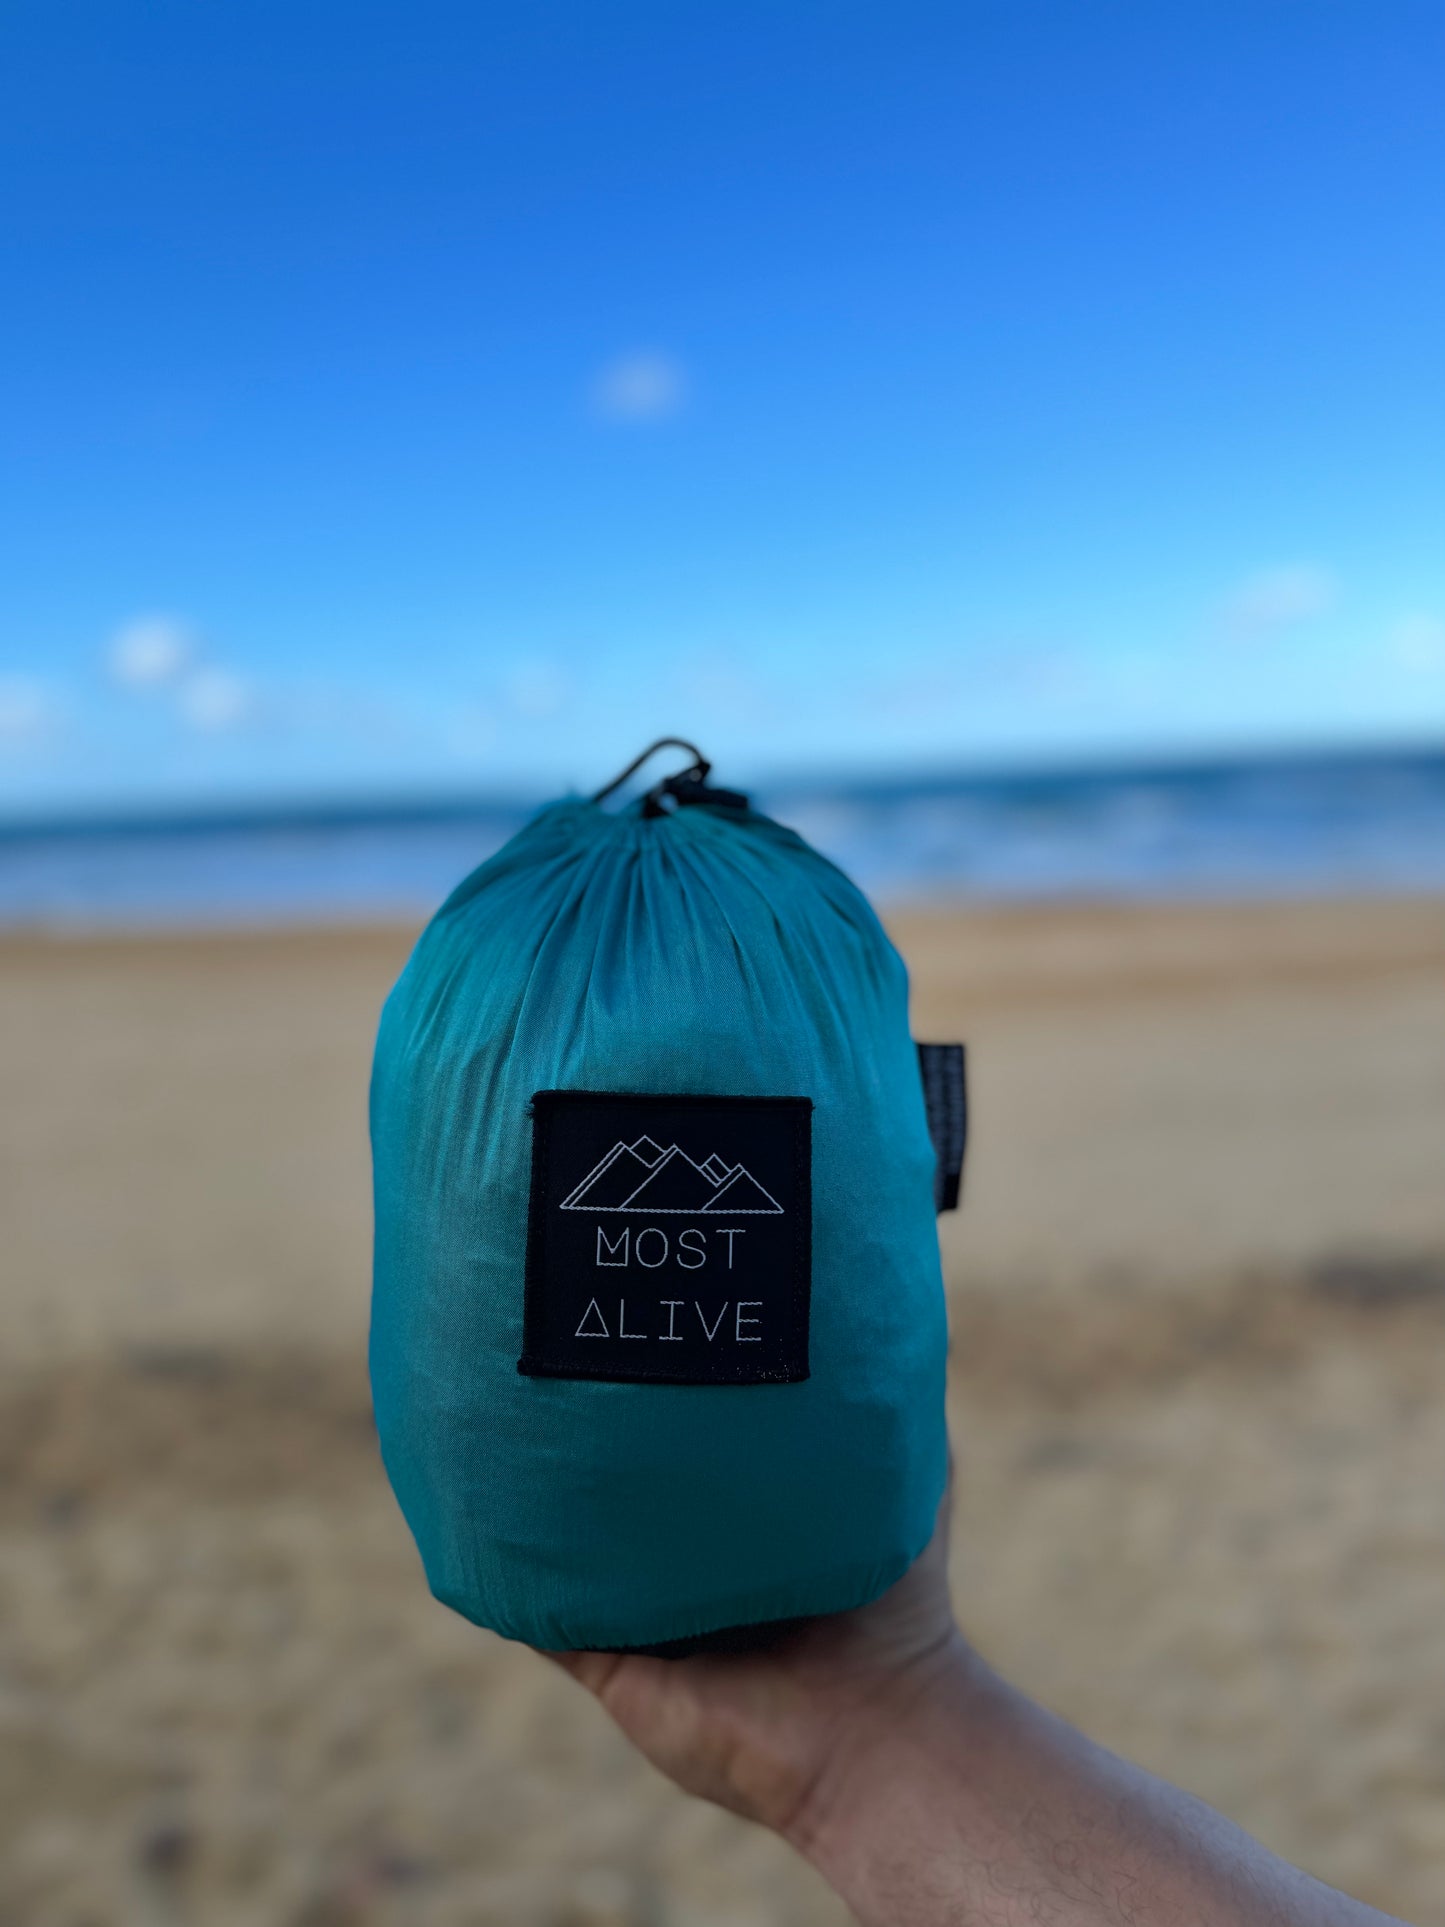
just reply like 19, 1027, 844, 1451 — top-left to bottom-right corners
593, 738, 750, 818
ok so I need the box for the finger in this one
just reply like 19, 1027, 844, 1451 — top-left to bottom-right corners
533, 1647, 625, 1696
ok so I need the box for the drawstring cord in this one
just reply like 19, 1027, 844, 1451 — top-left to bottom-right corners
592, 740, 749, 818
592, 739, 710, 805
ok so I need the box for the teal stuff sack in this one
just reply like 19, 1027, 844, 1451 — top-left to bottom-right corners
369, 744, 950, 1652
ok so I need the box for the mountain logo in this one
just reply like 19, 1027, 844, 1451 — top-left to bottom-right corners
560, 1137, 785, 1214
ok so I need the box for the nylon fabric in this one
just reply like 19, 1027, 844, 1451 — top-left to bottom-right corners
369, 795, 948, 1651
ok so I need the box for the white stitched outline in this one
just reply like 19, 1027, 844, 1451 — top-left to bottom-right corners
676, 1227, 707, 1269
561, 1136, 784, 1214
696, 1302, 729, 1342
575, 1298, 610, 1338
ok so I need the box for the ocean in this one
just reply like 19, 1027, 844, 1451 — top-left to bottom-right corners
1, 747, 1442, 930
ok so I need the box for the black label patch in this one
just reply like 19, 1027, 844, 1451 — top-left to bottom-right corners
519, 1092, 812, 1385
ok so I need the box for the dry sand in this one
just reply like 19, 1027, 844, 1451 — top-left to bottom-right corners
3, 898, 1444, 1924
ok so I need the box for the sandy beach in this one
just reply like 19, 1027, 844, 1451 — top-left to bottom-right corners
4, 897, 1444, 1924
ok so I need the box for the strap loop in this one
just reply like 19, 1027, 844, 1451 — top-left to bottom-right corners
593, 738, 710, 805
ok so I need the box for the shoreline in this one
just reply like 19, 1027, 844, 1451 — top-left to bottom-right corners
2, 881, 1443, 940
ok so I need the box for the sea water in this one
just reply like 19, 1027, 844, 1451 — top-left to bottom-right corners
1, 748, 1442, 930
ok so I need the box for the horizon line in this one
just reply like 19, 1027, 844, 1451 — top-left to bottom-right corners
2, 733, 1442, 843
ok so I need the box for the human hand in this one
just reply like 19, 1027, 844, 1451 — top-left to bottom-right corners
542, 1478, 963, 1844
542, 1469, 1405, 1927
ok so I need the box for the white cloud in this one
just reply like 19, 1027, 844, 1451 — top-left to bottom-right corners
1224, 564, 1337, 638
108, 611, 259, 733
590, 351, 688, 424
0, 677, 59, 748
178, 667, 253, 731
1391, 614, 1445, 673
109, 616, 196, 686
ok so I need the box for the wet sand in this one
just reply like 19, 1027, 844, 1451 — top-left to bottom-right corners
3, 898, 1444, 1923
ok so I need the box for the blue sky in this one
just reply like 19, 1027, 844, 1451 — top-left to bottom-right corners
2, 1, 1443, 812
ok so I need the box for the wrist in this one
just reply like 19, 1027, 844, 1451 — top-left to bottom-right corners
783, 1632, 994, 1905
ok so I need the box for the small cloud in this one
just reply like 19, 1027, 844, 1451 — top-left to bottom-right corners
178, 667, 253, 731
504, 662, 571, 720
1224, 564, 1336, 638
0, 677, 59, 748
109, 615, 196, 686
1391, 614, 1445, 673
590, 351, 688, 424
108, 612, 260, 733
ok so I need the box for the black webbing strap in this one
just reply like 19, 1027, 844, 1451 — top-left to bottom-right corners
917, 1041, 967, 1213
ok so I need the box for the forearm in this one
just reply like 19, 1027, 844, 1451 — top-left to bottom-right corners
787, 1638, 1405, 1927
